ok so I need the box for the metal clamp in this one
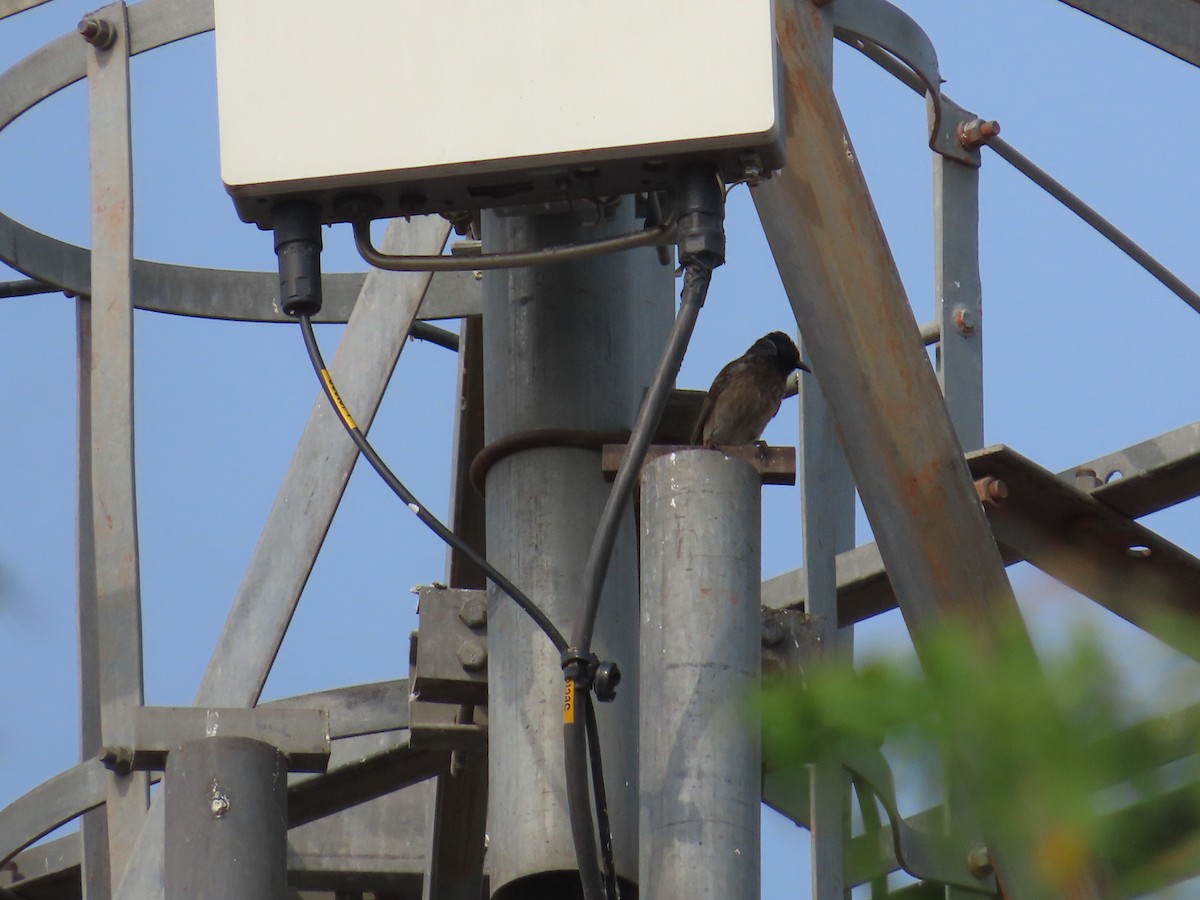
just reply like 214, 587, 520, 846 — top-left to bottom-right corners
841, 741, 998, 892
828, 0, 979, 166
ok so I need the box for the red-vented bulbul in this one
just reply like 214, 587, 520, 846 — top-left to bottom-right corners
690, 331, 809, 447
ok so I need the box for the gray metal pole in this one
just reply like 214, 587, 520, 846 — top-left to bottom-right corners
638, 450, 761, 900
482, 200, 672, 896
84, 3, 149, 881
163, 738, 287, 900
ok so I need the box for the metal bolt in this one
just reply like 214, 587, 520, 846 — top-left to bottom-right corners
210, 782, 230, 818
1074, 467, 1102, 491
953, 306, 976, 335
967, 843, 993, 877
99, 745, 134, 775
457, 639, 488, 672
458, 595, 488, 629
974, 476, 1008, 509
957, 118, 1001, 150
761, 616, 786, 648
78, 17, 117, 49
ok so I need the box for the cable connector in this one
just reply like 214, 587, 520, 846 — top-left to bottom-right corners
273, 200, 323, 318
674, 163, 726, 271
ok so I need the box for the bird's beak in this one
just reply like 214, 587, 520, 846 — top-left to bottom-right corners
797, 360, 812, 374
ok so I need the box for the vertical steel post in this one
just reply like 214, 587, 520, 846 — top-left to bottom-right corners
163, 738, 287, 899
793, 10, 857, 897
423, 318, 488, 900
76, 299, 112, 900
84, 2, 149, 882
482, 200, 672, 897
934, 149, 987, 900
639, 450, 761, 900
934, 156, 985, 451
800, 357, 856, 900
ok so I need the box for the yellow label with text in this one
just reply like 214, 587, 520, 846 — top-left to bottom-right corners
321, 369, 358, 431
564, 679, 576, 724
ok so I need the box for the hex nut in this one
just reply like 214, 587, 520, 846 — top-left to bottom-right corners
78, 17, 118, 49
458, 596, 488, 629
457, 639, 488, 672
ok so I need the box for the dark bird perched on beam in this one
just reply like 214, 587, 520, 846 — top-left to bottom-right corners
690, 331, 809, 447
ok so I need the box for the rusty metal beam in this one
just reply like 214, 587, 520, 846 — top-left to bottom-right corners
757, 3, 1091, 894
763, 423, 1200, 629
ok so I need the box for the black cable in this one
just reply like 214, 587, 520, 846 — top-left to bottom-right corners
295, 313, 568, 653
571, 261, 711, 654
354, 217, 673, 273
585, 694, 619, 900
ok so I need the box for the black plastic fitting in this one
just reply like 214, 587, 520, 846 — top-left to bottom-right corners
273, 200, 323, 318
674, 163, 726, 269
561, 648, 600, 684
593, 661, 621, 702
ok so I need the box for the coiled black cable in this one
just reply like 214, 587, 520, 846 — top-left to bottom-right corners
295, 313, 568, 654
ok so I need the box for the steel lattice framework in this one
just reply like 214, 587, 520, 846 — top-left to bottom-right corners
2, 1, 1199, 898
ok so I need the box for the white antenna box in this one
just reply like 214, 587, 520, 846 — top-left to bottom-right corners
214, 0, 784, 227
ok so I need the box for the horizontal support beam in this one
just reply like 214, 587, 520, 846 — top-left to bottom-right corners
106, 707, 331, 774
764, 423, 1200, 627
261, 679, 410, 740
287, 738, 445, 829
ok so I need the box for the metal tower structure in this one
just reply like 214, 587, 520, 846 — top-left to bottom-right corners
2, 1, 1200, 898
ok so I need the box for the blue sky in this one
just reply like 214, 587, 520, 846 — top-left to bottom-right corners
2, 1, 1199, 896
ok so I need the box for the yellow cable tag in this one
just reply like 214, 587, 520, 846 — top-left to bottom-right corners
564, 679, 576, 724
320, 369, 358, 430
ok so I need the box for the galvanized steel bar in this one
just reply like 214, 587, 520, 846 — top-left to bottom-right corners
758, 3, 1068, 895
163, 738, 287, 900
0, 760, 108, 869
847, 35, 1200, 318
0, 279, 57, 298
0, 0, 51, 19
988, 137, 1200, 315
794, 13, 857, 896
802, 350, 857, 900
75, 298, 111, 900
482, 200, 671, 895
1054, 0, 1200, 68
933, 116, 988, 898
639, 450, 761, 900
84, 3, 150, 881
934, 157, 985, 451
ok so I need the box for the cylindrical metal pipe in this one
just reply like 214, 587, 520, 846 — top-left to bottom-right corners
638, 450, 762, 900
483, 199, 673, 898
164, 737, 287, 900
